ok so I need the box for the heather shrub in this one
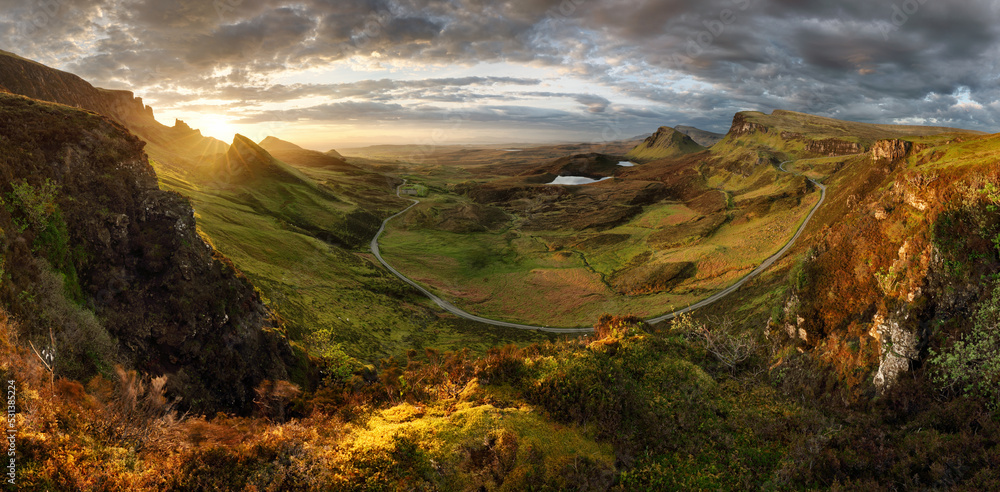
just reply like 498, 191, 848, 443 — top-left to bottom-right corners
92, 366, 181, 450
930, 281, 1000, 408
2, 178, 59, 233
671, 313, 762, 375
593, 313, 647, 339
21, 259, 118, 380
474, 344, 527, 386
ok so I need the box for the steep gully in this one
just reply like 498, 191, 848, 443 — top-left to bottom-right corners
371, 161, 827, 333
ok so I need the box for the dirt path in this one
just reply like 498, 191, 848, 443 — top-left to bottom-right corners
372, 163, 826, 332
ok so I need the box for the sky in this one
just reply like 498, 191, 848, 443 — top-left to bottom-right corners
1, 0, 999, 150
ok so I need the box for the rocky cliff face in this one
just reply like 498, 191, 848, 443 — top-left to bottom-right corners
870, 139, 916, 162
0, 50, 156, 128
0, 50, 229, 162
728, 112, 771, 137
805, 138, 863, 156
0, 93, 292, 413
774, 138, 1000, 396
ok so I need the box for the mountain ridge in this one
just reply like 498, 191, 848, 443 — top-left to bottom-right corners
674, 125, 725, 147
625, 126, 706, 162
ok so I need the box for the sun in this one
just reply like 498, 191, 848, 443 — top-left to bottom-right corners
191, 114, 240, 143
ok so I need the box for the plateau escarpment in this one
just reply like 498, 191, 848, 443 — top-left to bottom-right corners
0, 50, 229, 165
0, 49, 155, 128
718, 109, 980, 160
0, 92, 293, 413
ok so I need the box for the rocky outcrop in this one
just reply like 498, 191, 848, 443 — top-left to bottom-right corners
870, 139, 914, 162
805, 138, 863, 156
728, 112, 771, 137
890, 172, 939, 212
0, 93, 292, 413
870, 311, 920, 393
212, 134, 313, 185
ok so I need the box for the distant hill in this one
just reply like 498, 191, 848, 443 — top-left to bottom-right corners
519, 153, 621, 178
213, 135, 321, 185
259, 136, 363, 173
675, 125, 725, 147
625, 126, 706, 162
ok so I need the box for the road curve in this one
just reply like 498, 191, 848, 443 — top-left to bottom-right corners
371, 164, 825, 332
645, 161, 825, 323
370, 181, 593, 333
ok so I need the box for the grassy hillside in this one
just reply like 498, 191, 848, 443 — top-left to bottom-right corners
146, 143, 549, 363
0, 92, 293, 413
0, 48, 553, 364
378, 145, 819, 326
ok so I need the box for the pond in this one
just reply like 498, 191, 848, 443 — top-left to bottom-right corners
548, 176, 612, 185
617, 161, 636, 167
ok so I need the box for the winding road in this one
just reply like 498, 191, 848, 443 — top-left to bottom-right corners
371, 161, 826, 333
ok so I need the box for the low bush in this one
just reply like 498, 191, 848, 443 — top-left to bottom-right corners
930, 281, 1000, 408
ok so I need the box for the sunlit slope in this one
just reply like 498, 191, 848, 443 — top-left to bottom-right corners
149, 135, 548, 361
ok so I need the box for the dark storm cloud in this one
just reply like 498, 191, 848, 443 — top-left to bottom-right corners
2, 0, 999, 139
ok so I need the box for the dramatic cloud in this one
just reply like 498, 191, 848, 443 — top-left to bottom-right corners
1, 0, 998, 146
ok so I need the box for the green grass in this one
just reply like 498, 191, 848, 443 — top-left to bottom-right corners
784, 155, 849, 181
147, 158, 548, 363
378, 166, 820, 326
